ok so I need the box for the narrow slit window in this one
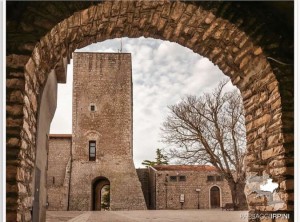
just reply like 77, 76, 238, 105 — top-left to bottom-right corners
89, 141, 96, 161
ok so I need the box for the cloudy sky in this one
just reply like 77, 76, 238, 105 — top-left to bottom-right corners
49, 37, 236, 168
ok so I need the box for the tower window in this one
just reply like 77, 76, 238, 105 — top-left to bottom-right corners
89, 141, 96, 161
90, 105, 95, 111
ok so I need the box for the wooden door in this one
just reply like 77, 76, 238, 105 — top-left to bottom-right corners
210, 186, 220, 208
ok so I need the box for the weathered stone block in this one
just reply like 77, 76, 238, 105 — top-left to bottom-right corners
7, 137, 21, 147
7, 105, 23, 117
161, 2, 171, 18
6, 79, 25, 90
7, 54, 30, 69
205, 12, 215, 24
170, 1, 186, 22
16, 167, 26, 182
247, 193, 267, 205
253, 113, 271, 128
7, 117, 23, 128
17, 182, 27, 194
7, 165, 18, 181
202, 21, 218, 40
262, 146, 284, 160
270, 167, 293, 177
253, 47, 263, 55
267, 134, 283, 147
7, 90, 24, 104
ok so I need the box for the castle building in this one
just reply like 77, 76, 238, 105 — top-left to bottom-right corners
139, 165, 232, 210
47, 52, 146, 211
46, 52, 231, 211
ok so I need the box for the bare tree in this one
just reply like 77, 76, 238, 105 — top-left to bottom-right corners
161, 79, 247, 210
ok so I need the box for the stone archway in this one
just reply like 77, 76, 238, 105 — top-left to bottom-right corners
6, 1, 293, 221
92, 177, 110, 211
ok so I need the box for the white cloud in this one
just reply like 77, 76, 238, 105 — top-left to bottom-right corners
50, 37, 237, 168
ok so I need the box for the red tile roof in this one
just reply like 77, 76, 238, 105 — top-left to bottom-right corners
153, 165, 218, 172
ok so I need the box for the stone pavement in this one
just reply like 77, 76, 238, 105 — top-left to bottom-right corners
46, 210, 248, 222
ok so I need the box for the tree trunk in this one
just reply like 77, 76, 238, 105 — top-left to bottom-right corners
228, 180, 248, 210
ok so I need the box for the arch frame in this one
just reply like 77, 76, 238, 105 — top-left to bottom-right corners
91, 176, 110, 211
208, 185, 222, 209
5, 1, 294, 221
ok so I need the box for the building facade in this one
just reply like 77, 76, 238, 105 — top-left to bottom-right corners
47, 52, 146, 211
142, 165, 232, 210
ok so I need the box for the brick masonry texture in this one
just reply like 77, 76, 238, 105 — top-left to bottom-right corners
47, 135, 72, 211
136, 169, 150, 208
149, 166, 231, 210
69, 52, 146, 211
6, 1, 293, 221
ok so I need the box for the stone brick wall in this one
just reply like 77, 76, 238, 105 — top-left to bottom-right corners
47, 135, 72, 211
6, 1, 293, 221
149, 166, 231, 210
148, 166, 157, 210
69, 52, 146, 211
136, 169, 150, 209
71, 53, 133, 160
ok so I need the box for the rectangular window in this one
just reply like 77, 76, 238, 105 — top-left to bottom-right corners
89, 141, 96, 161
207, 176, 215, 181
216, 176, 223, 181
170, 176, 177, 182
179, 176, 186, 181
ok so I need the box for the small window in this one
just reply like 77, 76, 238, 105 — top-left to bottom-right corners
170, 176, 177, 182
216, 176, 223, 181
90, 105, 95, 111
52, 177, 55, 185
179, 176, 186, 181
89, 141, 96, 161
207, 176, 215, 182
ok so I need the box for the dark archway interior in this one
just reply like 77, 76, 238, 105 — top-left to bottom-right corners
92, 177, 110, 211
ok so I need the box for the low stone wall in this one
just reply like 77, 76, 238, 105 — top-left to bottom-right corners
47, 136, 72, 211
136, 169, 150, 209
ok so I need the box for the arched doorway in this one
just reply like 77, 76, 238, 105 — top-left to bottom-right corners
210, 186, 221, 208
92, 177, 110, 211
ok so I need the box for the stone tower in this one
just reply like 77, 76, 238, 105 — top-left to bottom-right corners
69, 52, 146, 210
